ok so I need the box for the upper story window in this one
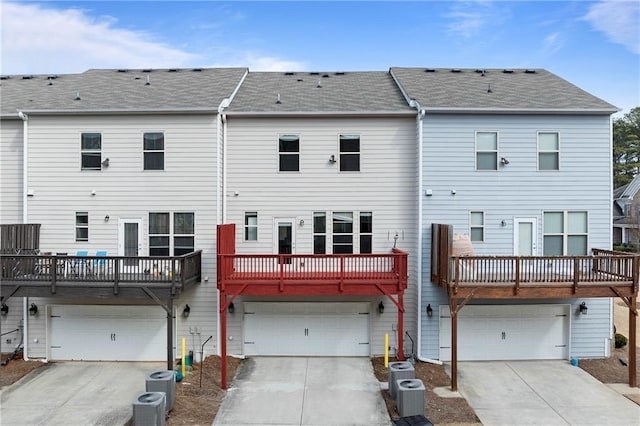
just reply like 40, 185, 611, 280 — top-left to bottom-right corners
149, 212, 195, 256
359, 212, 373, 253
279, 135, 299, 172
313, 212, 326, 254
543, 211, 588, 255
144, 132, 165, 170
538, 132, 559, 171
75, 212, 88, 242
245, 212, 258, 241
81, 133, 102, 170
339, 135, 360, 172
332, 212, 353, 253
475, 132, 498, 170
470, 211, 485, 242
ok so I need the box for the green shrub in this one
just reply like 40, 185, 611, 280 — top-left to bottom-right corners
615, 333, 628, 348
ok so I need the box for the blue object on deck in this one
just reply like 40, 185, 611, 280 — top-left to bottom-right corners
570, 357, 579, 366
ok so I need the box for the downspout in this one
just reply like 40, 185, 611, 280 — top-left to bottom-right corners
409, 100, 442, 365
18, 111, 28, 223
216, 100, 229, 357
23, 298, 29, 360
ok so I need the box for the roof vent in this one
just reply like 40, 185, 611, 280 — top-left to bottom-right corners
524, 69, 536, 74
284, 72, 295, 75
475, 69, 486, 76
47, 75, 58, 80
317, 80, 322, 88
168, 69, 179, 72
142, 69, 152, 73
487, 83, 492, 93
117, 69, 128, 73
502, 69, 514, 74
335, 72, 345, 75
0, 76, 9, 80
74, 91, 81, 101
145, 74, 151, 86
310, 72, 319, 75
297, 78, 304, 82
322, 74, 330, 78
22, 75, 34, 80
276, 93, 281, 104
192, 68, 203, 72
451, 69, 462, 73
424, 69, 436, 73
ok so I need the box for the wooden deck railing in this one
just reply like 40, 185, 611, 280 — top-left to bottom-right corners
218, 249, 408, 292
449, 253, 638, 293
0, 251, 202, 295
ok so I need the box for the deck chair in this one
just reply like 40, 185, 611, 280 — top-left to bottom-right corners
93, 251, 108, 276
71, 250, 89, 276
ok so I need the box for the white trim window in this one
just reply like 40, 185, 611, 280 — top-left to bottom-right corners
144, 132, 165, 171
245, 212, 258, 241
332, 212, 354, 253
543, 211, 588, 255
75, 212, 89, 242
470, 211, 485, 242
538, 132, 559, 171
81, 133, 102, 170
339, 135, 360, 172
149, 212, 195, 256
313, 212, 326, 254
360, 212, 373, 253
475, 132, 498, 170
279, 135, 299, 172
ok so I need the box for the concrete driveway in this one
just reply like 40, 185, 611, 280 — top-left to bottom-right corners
213, 357, 391, 426
455, 361, 640, 425
0, 361, 164, 426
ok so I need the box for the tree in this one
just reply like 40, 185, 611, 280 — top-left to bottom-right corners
613, 107, 640, 188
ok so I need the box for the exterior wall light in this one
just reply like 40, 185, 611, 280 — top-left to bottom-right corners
228, 302, 235, 314
426, 304, 433, 317
579, 302, 588, 315
29, 303, 38, 316
104, 215, 110, 222
183, 304, 191, 318
1, 303, 8, 316
378, 301, 384, 314
329, 155, 336, 164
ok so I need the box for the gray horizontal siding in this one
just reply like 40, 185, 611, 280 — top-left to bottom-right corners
421, 114, 613, 359
225, 116, 418, 356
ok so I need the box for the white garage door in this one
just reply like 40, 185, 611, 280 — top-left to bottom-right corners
243, 302, 370, 356
49, 305, 167, 361
439, 304, 569, 361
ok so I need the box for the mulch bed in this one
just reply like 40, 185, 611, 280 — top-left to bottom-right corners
579, 346, 640, 385
0, 351, 45, 388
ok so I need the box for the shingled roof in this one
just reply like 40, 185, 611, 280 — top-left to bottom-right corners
390, 67, 618, 114
0, 68, 248, 116
226, 71, 414, 114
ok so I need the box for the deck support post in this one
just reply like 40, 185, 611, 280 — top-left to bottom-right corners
397, 291, 404, 361
220, 291, 228, 390
167, 297, 173, 371
450, 298, 458, 392
630, 294, 637, 388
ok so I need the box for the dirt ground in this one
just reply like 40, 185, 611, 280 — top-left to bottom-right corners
0, 351, 44, 388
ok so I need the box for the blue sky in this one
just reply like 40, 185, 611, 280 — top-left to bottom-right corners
2, 1, 638, 115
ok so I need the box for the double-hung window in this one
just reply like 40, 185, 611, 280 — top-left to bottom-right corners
81, 133, 102, 170
476, 132, 498, 170
279, 135, 299, 171
339, 135, 360, 171
470, 211, 485, 242
75, 212, 89, 242
360, 212, 372, 253
543, 211, 588, 255
313, 212, 327, 254
149, 212, 195, 256
538, 132, 559, 170
332, 212, 354, 253
144, 132, 164, 170
245, 212, 258, 241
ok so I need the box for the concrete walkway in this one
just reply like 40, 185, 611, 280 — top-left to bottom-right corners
455, 361, 640, 426
213, 357, 391, 426
0, 361, 163, 426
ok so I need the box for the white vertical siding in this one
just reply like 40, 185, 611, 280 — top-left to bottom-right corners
0, 119, 23, 223
23, 114, 219, 359
225, 116, 418, 356
421, 114, 613, 359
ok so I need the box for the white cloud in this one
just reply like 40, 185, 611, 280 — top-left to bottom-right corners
583, 0, 639, 54
0, 3, 307, 75
543, 32, 564, 54
1, 3, 199, 74
445, 1, 495, 38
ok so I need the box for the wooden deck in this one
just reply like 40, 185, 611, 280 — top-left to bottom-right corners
0, 251, 202, 299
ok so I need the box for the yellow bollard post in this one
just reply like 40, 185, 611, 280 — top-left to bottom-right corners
384, 333, 389, 367
182, 337, 186, 378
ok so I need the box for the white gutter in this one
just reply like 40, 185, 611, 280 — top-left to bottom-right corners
18, 111, 28, 223
411, 101, 442, 366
